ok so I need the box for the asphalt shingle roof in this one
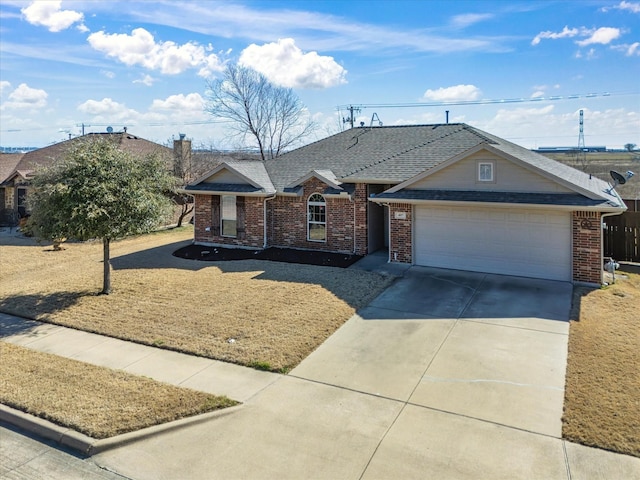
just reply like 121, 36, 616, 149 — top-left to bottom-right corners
374, 189, 617, 208
7, 133, 172, 180
193, 123, 625, 209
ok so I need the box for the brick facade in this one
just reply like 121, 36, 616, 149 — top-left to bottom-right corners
389, 204, 413, 264
193, 179, 370, 254
572, 211, 602, 284
268, 178, 367, 254
193, 194, 265, 248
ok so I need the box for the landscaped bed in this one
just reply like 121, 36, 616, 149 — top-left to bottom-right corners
0, 226, 392, 372
563, 271, 640, 458
0, 342, 238, 439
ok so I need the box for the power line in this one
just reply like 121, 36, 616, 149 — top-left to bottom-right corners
336, 91, 637, 111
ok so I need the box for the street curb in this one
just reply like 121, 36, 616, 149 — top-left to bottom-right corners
1, 403, 243, 456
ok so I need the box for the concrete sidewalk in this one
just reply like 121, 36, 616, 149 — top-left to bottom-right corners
2, 263, 639, 479
0, 313, 280, 404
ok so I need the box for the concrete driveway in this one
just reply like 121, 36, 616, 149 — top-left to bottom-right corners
90, 266, 639, 479
292, 266, 571, 437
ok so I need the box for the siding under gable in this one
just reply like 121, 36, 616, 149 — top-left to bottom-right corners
410, 151, 574, 194
203, 169, 251, 185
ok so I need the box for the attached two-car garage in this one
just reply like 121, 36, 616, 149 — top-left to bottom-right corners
414, 205, 572, 281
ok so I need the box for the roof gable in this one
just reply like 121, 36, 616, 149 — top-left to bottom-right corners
186, 159, 275, 195
386, 142, 624, 208
285, 169, 343, 190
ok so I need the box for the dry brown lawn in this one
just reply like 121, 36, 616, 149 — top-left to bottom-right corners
563, 272, 640, 458
0, 342, 237, 439
0, 227, 392, 372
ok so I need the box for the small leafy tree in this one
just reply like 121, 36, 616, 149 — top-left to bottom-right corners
205, 64, 315, 160
28, 137, 177, 294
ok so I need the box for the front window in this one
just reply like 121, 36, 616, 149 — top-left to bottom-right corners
308, 193, 326, 242
478, 162, 494, 182
221, 195, 237, 237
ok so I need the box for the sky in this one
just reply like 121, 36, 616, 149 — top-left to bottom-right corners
1, 0, 639, 150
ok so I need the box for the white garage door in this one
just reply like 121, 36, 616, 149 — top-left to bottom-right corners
414, 205, 571, 281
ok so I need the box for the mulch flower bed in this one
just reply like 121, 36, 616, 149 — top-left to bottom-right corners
173, 244, 363, 268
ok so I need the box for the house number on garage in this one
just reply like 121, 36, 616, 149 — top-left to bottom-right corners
394, 212, 407, 220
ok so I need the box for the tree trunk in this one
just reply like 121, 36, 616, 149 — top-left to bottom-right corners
102, 237, 111, 295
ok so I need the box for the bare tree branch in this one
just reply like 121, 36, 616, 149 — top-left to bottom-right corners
205, 65, 315, 160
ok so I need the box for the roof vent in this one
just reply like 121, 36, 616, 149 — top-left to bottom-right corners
179, 133, 186, 140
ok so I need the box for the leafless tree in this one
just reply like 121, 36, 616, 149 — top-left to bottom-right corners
205, 65, 315, 160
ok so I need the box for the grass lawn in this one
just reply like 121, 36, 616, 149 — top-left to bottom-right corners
0, 226, 392, 372
563, 271, 640, 458
0, 342, 237, 439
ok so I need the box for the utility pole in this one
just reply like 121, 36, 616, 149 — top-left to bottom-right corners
342, 105, 360, 129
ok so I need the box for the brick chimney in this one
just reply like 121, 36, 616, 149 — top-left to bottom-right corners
173, 133, 192, 180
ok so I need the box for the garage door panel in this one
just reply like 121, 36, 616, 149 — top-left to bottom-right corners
415, 206, 571, 281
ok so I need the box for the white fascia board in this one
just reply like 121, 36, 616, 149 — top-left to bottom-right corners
178, 188, 270, 197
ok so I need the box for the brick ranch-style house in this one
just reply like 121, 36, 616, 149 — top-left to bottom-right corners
182, 124, 626, 285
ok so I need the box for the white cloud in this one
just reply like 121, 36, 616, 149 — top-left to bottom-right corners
87, 28, 225, 77
150, 93, 204, 112
77, 98, 129, 116
423, 85, 482, 102
101, 70, 115, 79
576, 27, 621, 46
21, 0, 85, 32
602, 1, 640, 13
133, 74, 155, 86
239, 38, 347, 89
531, 91, 545, 99
2, 83, 48, 109
0, 81, 11, 95
612, 41, 640, 56
451, 13, 494, 28
531, 26, 579, 45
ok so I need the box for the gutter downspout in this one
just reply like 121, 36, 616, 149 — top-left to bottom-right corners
601, 210, 625, 285
263, 195, 276, 249
353, 196, 357, 255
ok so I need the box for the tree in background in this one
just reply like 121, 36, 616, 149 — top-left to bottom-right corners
205, 64, 315, 160
28, 138, 176, 294
624, 143, 636, 152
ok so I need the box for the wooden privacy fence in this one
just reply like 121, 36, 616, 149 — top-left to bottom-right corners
604, 212, 640, 262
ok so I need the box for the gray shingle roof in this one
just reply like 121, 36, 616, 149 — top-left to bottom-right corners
223, 159, 275, 193
374, 189, 617, 208
192, 123, 625, 209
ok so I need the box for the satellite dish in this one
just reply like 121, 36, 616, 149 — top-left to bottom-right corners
610, 170, 627, 185
106, 126, 113, 133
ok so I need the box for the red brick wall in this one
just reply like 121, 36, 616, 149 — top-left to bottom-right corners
193, 194, 265, 248
192, 180, 370, 254
268, 179, 368, 254
389, 204, 412, 263
572, 211, 602, 284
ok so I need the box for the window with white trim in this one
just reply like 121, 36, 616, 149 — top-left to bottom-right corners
478, 161, 495, 182
307, 193, 326, 242
221, 195, 237, 237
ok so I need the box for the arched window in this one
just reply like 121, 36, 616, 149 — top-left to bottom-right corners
307, 193, 326, 242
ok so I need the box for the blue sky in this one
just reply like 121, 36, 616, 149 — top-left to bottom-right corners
1, 0, 638, 150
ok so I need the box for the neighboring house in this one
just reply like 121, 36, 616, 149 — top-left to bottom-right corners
182, 124, 626, 285
0, 131, 185, 226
